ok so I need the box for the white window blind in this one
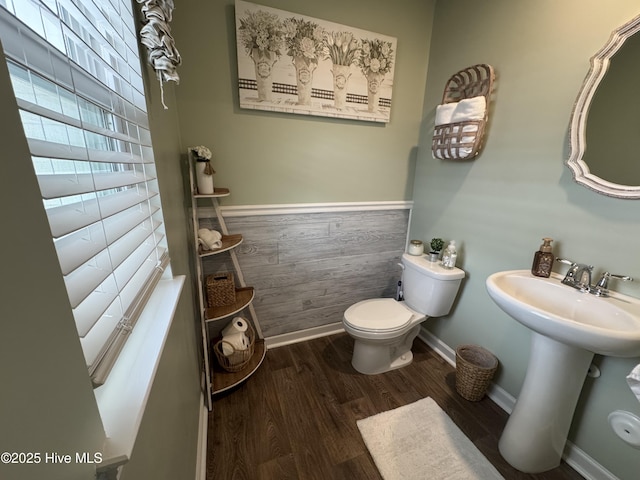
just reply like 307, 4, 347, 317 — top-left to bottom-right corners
0, 0, 170, 386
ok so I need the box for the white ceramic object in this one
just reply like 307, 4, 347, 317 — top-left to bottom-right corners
343, 254, 464, 375
608, 410, 640, 448
195, 161, 214, 194
487, 270, 640, 356
486, 270, 640, 473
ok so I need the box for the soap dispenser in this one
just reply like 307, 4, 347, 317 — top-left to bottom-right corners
531, 238, 554, 278
441, 240, 457, 269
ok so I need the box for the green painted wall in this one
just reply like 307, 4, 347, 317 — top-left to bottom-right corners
411, 1, 640, 478
172, 0, 436, 205
118, 62, 202, 480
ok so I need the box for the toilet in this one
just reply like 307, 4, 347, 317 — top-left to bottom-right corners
343, 253, 465, 375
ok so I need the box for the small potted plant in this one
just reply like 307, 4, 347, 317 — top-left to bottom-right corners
428, 237, 444, 262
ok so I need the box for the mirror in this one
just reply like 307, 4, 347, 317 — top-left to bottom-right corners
567, 14, 640, 199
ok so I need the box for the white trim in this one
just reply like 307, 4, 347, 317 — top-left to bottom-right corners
417, 326, 617, 480
563, 443, 620, 480
195, 393, 208, 480
265, 322, 345, 349
197, 200, 413, 218
94, 276, 185, 473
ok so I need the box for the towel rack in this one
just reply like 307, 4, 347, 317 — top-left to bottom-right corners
432, 64, 495, 160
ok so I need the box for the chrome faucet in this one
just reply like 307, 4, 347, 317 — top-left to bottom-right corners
556, 258, 633, 296
556, 258, 593, 292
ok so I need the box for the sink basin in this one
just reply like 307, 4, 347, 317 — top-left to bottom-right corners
486, 270, 640, 473
486, 270, 640, 357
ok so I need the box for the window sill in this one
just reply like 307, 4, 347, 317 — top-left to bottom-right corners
93, 275, 185, 474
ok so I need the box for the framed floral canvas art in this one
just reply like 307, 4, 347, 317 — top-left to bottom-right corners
235, 0, 397, 123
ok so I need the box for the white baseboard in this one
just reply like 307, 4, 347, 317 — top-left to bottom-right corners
265, 323, 345, 349
417, 326, 617, 480
195, 393, 208, 480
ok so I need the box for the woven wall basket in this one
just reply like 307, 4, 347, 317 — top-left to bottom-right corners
432, 64, 495, 160
455, 344, 498, 401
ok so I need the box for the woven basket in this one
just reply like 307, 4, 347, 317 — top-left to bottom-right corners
432, 64, 495, 160
455, 344, 498, 401
213, 323, 255, 372
206, 272, 236, 307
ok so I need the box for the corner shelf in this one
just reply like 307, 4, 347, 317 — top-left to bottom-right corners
210, 339, 266, 393
194, 187, 230, 198
198, 234, 243, 257
205, 287, 255, 322
186, 151, 265, 406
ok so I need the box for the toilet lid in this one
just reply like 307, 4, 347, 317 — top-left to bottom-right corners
344, 298, 413, 332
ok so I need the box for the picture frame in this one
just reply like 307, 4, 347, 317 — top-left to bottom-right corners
235, 0, 397, 123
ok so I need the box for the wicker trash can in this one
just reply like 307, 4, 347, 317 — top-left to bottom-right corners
455, 344, 498, 401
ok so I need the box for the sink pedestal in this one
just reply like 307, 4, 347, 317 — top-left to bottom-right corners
499, 332, 593, 473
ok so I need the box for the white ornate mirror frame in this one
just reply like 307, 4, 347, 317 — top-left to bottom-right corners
567, 13, 640, 199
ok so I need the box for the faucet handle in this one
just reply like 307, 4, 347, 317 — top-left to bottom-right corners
555, 258, 576, 267
556, 258, 593, 288
592, 272, 633, 297
555, 258, 578, 283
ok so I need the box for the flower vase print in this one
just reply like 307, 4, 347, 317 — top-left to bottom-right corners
358, 38, 394, 113
324, 31, 360, 110
237, 9, 285, 102
235, 0, 397, 123
283, 17, 326, 106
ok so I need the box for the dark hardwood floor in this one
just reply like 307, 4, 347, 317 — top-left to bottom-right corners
207, 333, 584, 479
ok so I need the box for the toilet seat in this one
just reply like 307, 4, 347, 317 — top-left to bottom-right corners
344, 298, 413, 333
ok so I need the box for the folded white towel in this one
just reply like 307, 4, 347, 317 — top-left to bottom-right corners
627, 364, 640, 402
198, 228, 222, 250
451, 95, 486, 123
435, 102, 457, 126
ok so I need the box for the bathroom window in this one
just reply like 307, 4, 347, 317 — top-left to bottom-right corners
0, 0, 170, 386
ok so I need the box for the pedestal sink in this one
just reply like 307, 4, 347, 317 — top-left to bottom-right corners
486, 270, 640, 473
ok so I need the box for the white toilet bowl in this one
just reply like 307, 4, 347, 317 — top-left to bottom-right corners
343, 298, 426, 374
342, 253, 465, 375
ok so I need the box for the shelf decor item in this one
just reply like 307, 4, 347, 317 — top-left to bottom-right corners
206, 272, 237, 307
214, 322, 256, 372
191, 145, 215, 194
428, 237, 444, 262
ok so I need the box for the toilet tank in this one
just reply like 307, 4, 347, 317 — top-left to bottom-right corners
401, 253, 465, 316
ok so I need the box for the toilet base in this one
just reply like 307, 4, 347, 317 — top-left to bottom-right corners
350, 325, 420, 375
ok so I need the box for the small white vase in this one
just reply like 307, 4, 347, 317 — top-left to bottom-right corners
195, 161, 214, 194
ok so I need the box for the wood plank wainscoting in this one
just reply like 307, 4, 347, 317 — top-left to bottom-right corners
197, 202, 412, 339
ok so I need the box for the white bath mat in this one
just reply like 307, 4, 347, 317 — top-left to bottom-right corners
357, 397, 504, 480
